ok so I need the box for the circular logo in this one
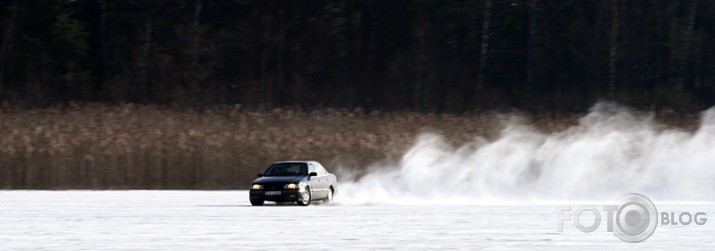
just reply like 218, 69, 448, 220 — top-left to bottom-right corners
613, 193, 658, 243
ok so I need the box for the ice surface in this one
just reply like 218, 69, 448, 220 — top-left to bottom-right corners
1, 191, 713, 250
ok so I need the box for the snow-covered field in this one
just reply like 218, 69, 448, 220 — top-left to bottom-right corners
1, 191, 713, 250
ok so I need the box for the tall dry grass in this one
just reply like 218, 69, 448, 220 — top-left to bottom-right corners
0, 103, 699, 189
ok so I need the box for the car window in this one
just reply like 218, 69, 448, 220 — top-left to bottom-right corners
264, 163, 307, 176
316, 163, 328, 175
308, 163, 317, 174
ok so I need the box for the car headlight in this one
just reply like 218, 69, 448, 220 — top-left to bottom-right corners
284, 183, 298, 190
251, 184, 263, 190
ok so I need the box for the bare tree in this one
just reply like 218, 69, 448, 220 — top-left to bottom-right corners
190, 0, 203, 95
98, 0, 108, 95
140, 19, 152, 96
366, 0, 378, 108
413, 7, 428, 110
527, 0, 573, 97
0, 0, 19, 96
192, 0, 202, 68
259, 2, 274, 107
677, 0, 698, 90
526, 0, 540, 97
608, 0, 619, 92
476, 0, 492, 92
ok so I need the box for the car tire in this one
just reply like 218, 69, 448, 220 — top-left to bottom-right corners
250, 198, 264, 206
297, 187, 311, 206
324, 187, 334, 204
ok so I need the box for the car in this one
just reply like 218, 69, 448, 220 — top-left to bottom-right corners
249, 160, 338, 206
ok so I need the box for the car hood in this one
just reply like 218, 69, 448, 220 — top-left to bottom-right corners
252, 175, 306, 184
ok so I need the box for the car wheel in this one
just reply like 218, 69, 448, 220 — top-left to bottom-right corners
250, 198, 264, 206
297, 187, 311, 206
324, 187, 334, 204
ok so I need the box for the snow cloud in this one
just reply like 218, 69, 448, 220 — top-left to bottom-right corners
337, 102, 715, 205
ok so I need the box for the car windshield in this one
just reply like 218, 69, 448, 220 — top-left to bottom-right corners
263, 163, 308, 176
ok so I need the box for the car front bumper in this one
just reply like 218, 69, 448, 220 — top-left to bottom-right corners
250, 189, 308, 202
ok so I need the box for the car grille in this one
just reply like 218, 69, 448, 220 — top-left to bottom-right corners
262, 183, 284, 190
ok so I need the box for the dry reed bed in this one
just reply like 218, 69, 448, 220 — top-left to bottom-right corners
0, 104, 699, 189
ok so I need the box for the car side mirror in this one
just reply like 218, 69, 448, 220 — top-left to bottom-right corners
257, 173, 263, 177
309, 172, 318, 177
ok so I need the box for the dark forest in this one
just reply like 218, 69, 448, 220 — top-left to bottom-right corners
1, 0, 714, 112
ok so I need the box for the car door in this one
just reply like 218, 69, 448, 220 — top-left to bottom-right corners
307, 163, 324, 198
316, 163, 333, 193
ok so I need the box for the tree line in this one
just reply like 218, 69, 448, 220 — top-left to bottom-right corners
1, 0, 714, 112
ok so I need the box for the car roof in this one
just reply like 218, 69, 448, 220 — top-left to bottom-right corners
272, 160, 317, 164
